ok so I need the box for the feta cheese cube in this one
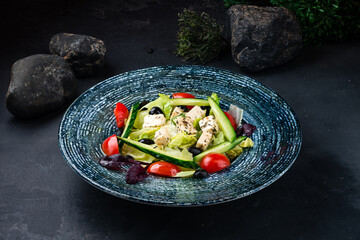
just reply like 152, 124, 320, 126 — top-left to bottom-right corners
196, 130, 213, 151
170, 106, 184, 119
199, 115, 219, 134
142, 114, 166, 128
185, 106, 205, 123
154, 126, 171, 147
175, 116, 197, 135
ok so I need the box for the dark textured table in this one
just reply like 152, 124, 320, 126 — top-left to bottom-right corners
1, 1, 360, 239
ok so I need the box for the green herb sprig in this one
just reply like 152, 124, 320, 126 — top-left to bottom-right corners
175, 9, 227, 64
270, 0, 360, 45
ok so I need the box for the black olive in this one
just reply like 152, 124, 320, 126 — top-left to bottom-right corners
187, 147, 202, 156
116, 127, 124, 137
193, 169, 209, 178
178, 105, 188, 112
201, 106, 211, 116
235, 126, 243, 137
138, 138, 155, 145
139, 101, 149, 111
149, 106, 164, 115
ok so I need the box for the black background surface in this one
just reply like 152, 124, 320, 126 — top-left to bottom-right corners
1, 0, 360, 239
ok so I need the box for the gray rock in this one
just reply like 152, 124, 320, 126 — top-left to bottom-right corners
228, 5, 302, 72
49, 33, 106, 77
5, 54, 77, 118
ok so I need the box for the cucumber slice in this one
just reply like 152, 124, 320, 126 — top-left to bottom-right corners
208, 97, 236, 142
193, 136, 247, 163
169, 98, 209, 106
118, 137, 200, 169
118, 102, 140, 149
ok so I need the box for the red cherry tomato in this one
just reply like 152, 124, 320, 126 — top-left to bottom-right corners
200, 153, 230, 173
147, 161, 181, 177
114, 103, 129, 128
224, 111, 236, 130
102, 134, 119, 156
172, 92, 196, 110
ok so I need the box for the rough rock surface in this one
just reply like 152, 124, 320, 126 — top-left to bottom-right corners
6, 54, 77, 118
49, 33, 106, 77
228, 5, 302, 72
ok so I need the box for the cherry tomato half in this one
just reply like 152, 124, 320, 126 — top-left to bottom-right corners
200, 153, 230, 173
114, 103, 129, 128
102, 134, 119, 156
224, 111, 236, 130
147, 161, 181, 177
172, 92, 196, 110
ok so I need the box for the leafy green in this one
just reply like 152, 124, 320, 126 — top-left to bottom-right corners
270, 0, 360, 45
121, 144, 156, 164
133, 94, 172, 129
193, 117, 202, 130
129, 127, 160, 141
168, 132, 197, 149
211, 131, 226, 147
225, 144, 243, 160
210, 93, 220, 105
240, 138, 254, 148
163, 147, 194, 161
175, 8, 227, 64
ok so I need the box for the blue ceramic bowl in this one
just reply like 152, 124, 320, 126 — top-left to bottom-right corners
59, 65, 302, 206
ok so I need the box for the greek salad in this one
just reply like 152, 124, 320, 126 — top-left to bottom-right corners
99, 92, 256, 184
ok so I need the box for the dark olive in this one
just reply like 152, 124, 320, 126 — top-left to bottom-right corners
138, 138, 155, 145
187, 147, 202, 156
116, 127, 124, 137
149, 106, 164, 115
201, 106, 211, 116
193, 169, 209, 178
235, 126, 242, 137
139, 101, 150, 110
178, 105, 188, 112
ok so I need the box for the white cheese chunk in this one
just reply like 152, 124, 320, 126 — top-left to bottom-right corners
199, 115, 219, 134
142, 114, 166, 128
170, 106, 184, 119
154, 126, 171, 147
196, 130, 213, 151
175, 116, 197, 135
185, 106, 205, 123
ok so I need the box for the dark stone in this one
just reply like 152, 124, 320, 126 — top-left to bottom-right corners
228, 5, 302, 72
49, 33, 106, 77
5, 54, 77, 119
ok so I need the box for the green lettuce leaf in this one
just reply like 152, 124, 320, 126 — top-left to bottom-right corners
211, 131, 226, 147
168, 132, 197, 149
163, 147, 193, 161
129, 127, 160, 141
121, 144, 156, 164
210, 93, 220, 105
225, 144, 243, 160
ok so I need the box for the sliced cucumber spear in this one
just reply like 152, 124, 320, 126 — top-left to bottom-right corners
118, 102, 140, 149
169, 98, 209, 106
207, 97, 236, 142
118, 137, 200, 169
193, 136, 247, 163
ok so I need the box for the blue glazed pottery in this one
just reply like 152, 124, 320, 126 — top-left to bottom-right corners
59, 65, 302, 206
